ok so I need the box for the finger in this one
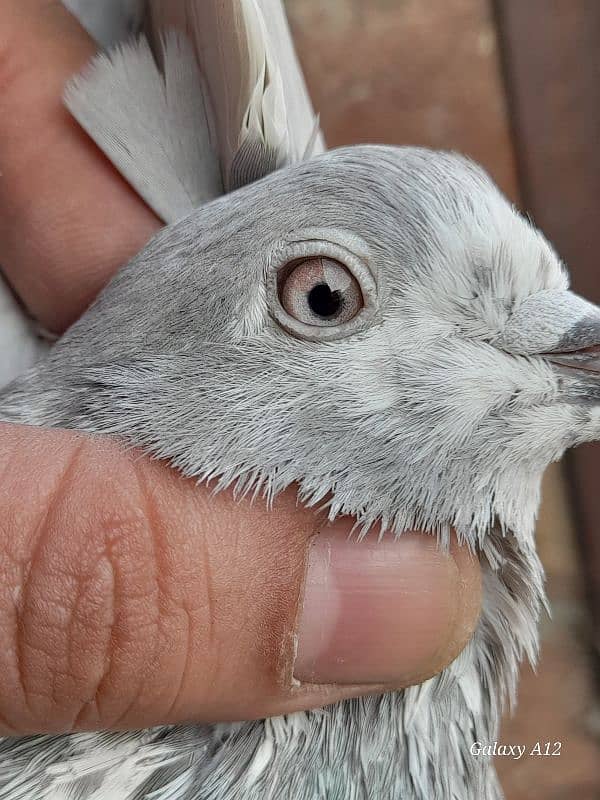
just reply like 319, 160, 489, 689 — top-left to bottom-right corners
0, 0, 161, 333
0, 423, 481, 735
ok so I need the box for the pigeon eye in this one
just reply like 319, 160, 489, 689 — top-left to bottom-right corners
267, 235, 377, 342
279, 258, 363, 327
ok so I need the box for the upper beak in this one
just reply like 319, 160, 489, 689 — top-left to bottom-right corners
496, 290, 600, 376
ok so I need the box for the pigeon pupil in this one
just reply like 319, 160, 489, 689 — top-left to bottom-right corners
308, 283, 342, 318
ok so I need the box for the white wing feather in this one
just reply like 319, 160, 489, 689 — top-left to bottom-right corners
65, 33, 222, 224
147, 0, 325, 188
65, 0, 323, 218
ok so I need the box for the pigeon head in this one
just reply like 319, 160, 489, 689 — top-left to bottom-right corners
18, 145, 600, 546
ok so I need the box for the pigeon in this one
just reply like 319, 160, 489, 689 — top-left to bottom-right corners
1, 2, 600, 799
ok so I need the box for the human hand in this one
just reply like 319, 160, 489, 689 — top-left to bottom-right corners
0, 0, 481, 736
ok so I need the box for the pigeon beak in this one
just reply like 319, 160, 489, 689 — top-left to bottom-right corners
496, 290, 600, 378
544, 343, 600, 375
496, 290, 600, 401
543, 327, 600, 405
540, 310, 600, 376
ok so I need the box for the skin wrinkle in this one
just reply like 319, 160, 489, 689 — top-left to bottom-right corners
0, 536, 20, 734
30, 444, 120, 731
48, 594, 81, 708
109, 460, 184, 729
71, 533, 121, 731
283, 528, 317, 687
198, 533, 221, 703
0, 434, 74, 732
189, 536, 223, 714
71, 555, 116, 731
97, 522, 160, 731
11, 436, 171, 733
243, 529, 293, 683
53, 540, 118, 720
180, 483, 223, 703
201, 532, 217, 651
64, 572, 91, 706
163, 606, 192, 723
0, 548, 24, 733
16, 437, 87, 726
107, 464, 164, 730
168, 484, 218, 721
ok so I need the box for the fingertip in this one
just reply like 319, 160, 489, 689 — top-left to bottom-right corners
293, 523, 482, 687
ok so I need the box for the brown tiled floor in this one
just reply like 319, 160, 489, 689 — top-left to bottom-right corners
287, 0, 600, 795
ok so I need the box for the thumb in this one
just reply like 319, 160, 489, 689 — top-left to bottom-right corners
0, 423, 481, 735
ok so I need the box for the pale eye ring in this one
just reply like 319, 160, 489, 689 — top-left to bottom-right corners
279, 257, 363, 327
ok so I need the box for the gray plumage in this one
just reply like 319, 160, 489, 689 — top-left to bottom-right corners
2, 143, 600, 799
2, 2, 600, 799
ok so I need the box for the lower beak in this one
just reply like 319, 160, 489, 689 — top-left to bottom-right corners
545, 344, 600, 375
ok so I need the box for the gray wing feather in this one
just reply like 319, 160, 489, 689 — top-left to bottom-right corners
62, 0, 145, 49
228, 136, 278, 191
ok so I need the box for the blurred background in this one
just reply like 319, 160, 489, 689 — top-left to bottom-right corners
285, 1, 600, 797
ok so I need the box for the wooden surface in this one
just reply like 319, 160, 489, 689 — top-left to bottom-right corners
287, 0, 600, 796
494, 0, 600, 665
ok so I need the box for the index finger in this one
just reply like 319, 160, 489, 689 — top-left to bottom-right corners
0, 0, 161, 333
